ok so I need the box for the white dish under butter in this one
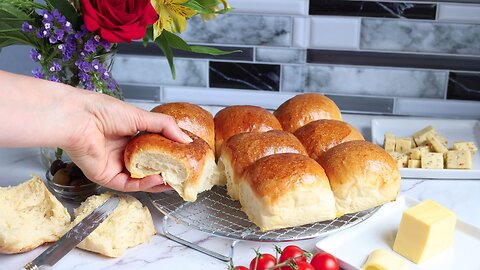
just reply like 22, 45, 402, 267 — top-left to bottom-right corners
315, 196, 480, 270
371, 118, 480, 179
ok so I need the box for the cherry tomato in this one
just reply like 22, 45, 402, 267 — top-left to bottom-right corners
279, 245, 307, 270
310, 252, 339, 270
297, 261, 315, 270
249, 253, 277, 270
234, 267, 249, 270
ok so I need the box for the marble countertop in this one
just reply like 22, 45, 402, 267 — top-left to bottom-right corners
1, 110, 479, 270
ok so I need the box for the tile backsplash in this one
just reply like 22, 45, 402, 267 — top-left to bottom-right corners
1, 0, 479, 117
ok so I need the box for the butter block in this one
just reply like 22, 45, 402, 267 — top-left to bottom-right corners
393, 200, 456, 264
410, 146, 430, 160
384, 133, 396, 152
396, 137, 412, 153
427, 135, 448, 154
412, 125, 436, 146
363, 249, 409, 270
407, 159, 421, 168
453, 141, 478, 155
388, 152, 408, 168
421, 153, 444, 169
445, 150, 472, 169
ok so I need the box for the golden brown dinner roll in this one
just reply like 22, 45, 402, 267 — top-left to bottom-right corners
274, 93, 343, 133
218, 130, 308, 200
294, 119, 364, 162
318, 140, 401, 216
151, 102, 215, 150
238, 153, 337, 231
214, 105, 282, 157
124, 131, 220, 202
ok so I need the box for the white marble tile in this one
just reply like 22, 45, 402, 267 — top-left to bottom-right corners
361, 19, 480, 56
395, 97, 480, 118
179, 14, 292, 47
281, 65, 307, 92
438, 4, 480, 23
255, 48, 306, 64
305, 65, 447, 98
293, 17, 310, 48
228, 0, 308, 15
310, 17, 360, 49
112, 55, 207, 87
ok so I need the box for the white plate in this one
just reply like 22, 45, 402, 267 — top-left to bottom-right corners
315, 197, 480, 270
371, 118, 480, 179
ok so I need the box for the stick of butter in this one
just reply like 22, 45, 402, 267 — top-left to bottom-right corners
362, 249, 408, 270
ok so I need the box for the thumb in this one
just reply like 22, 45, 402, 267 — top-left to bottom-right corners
136, 110, 192, 143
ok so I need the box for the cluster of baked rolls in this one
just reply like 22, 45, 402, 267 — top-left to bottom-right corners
124, 93, 401, 231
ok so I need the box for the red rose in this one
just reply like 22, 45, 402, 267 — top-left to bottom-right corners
81, 0, 158, 43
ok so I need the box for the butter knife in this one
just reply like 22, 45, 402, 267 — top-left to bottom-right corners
20, 195, 120, 270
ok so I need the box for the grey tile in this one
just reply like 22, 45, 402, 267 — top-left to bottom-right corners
120, 84, 161, 101
179, 14, 292, 47
326, 94, 394, 114
447, 72, 480, 101
361, 19, 480, 56
305, 65, 447, 98
256, 48, 306, 64
281, 65, 307, 92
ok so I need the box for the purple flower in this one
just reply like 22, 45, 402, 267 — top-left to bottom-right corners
41, 10, 53, 22
108, 80, 116, 90
54, 29, 64, 40
91, 59, 100, 71
32, 68, 45, 79
52, 9, 62, 21
22, 22, 34, 32
80, 61, 91, 72
36, 27, 50, 38
48, 74, 60, 82
84, 39, 96, 53
48, 35, 58, 44
49, 60, 61, 72
63, 21, 73, 33
43, 22, 52, 30
62, 50, 73, 61
84, 81, 94, 90
30, 49, 41, 61
57, 44, 66, 52
74, 31, 84, 40
78, 71, 90, 82
100, 71, 110, 80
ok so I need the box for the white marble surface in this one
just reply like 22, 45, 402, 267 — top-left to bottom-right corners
1, 110, 480, 270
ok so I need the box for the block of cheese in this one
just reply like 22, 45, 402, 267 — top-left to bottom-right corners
427, 135, 448, 154
395, 137, 412, 153
362, 249, 409, 270
393, 200, 456, 264
407, 159, 421, 168
388, 152, 408, 168
384, 132, 396, 152
412, 125, 436, 146
434, 133, 448, 147
445, 150, 472, 169
421, 152, 444, 169
410, 146, 430, 160
453, 141, 478, 155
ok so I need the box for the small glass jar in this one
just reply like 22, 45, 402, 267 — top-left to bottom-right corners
44, 169, 101, 203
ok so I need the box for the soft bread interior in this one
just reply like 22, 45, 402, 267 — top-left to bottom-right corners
217, 155, 238, 200
0, 176, 71, 254
183, 157, 221, 202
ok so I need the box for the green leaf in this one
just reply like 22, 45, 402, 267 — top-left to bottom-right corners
0, 6, 39, 48
190, 45, 241, 55
182, 0, 216, 14
195, 0, 222, 7
47, 0, 81, 29
162, 30, 240, 55
155, 32, 176, 80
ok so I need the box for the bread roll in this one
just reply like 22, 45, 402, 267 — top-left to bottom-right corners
0, 176, 70, 254
124, 131, 220, 202
151, 102, 215, 150
73, 193, 155, 258
318, 140, 400, 216
214, 105, 282, 157
274, 93, 342, 133
218, 130, 307, 200
294, 119, 364, 162
238, 153, 337, 231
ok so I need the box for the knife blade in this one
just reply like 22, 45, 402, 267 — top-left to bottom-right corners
20, 195, 120, 270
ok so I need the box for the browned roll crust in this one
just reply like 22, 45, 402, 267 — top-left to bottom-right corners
214, 105, 282, 157
124, 131, 220, 202
238, 153, 337, 231
294, 119, 364, 162
151, 102, 215, 150
218, 130, 307, 200
274, 93, 343, 133
318, 140, 400, 215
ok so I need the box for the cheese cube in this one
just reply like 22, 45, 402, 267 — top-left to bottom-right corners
395, 137, 412, 153
453, 141, 478, 155
362, 249, 408, 270
427, 135, 448, 154
384, 133, 396, 152
393, 200, 456, 264
412, 125, 437, 146
388, 152, 408, 168
408, 159, 421, 168
434, 133, 448, 147
445, 150, 472, 169
421, 153, 444, 169
410, 146, 430, 160
410, 137, 417, 148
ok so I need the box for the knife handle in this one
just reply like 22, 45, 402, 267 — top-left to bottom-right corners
20, 262, 52, 270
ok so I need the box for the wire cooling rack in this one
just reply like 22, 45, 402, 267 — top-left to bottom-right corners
149, 185, 380, 261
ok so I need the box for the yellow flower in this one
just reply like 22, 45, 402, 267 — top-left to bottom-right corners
150, 0, 196, 39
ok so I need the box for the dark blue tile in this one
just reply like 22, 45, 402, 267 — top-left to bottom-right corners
309, 0, 436, 20
209, 62, 280, 91
447, 72, 480, 101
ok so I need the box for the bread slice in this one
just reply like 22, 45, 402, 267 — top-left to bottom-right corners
73, 192, 156, 258
0, 176, 71, 254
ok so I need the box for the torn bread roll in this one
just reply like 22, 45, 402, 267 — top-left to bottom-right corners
151, 102, 215, 150
124, 131, 220, 202
318, 140, 400, 216
238, 153, 337, 231
294, 119, 364, 162
274, 93, 343, 133
214, 105, 282, 158
218, 130, 307, 200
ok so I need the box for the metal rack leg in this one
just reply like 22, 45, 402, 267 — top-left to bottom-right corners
161, 215, 239, 262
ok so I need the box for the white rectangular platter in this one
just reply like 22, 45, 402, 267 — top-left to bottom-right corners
371, 118, 480, 179
315, 196, 480, 270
